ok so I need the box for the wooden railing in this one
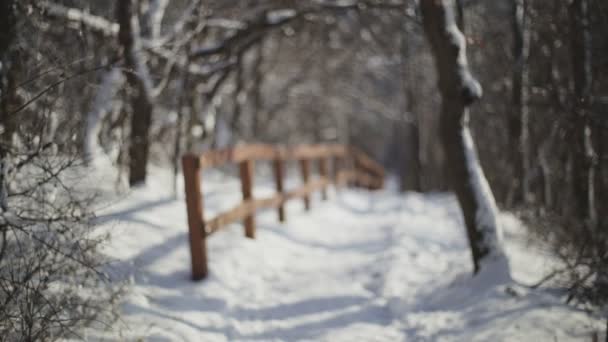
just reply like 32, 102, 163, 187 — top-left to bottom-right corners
182, 144, 385, 280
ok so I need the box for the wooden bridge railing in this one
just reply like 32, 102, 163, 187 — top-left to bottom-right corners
182, 144, 384, 280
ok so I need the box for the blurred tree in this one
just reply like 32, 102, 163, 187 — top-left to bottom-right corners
421, 0, 509, 275
569, 0, 596, 225
508, 0, 530, 206
117, 0, 155, 186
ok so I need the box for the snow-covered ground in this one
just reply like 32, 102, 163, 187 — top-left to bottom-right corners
93, 168, 604, 341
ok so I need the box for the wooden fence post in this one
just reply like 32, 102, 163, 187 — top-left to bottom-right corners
344, 152, 352, 188
299, 158, 311, 211
182, 155, 208, 280
350, 152, 359, 188
273, 158, 286, 222
240, 159, 256, 238
351, 154, 364, 188
318, 157, 329, 200
333, 156, 342, 188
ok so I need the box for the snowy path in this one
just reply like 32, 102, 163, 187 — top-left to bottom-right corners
96, 170, 604, 341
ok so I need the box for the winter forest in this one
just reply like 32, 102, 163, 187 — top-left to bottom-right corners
0, 0, 607, 340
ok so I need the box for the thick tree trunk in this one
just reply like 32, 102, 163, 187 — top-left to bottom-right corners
569, 0, 596, 225
420, 0, 509, 275
0, 0, 20, 215
0, 0, 17, 263
230, 55, 245, 139
117, 0, 155, 186
251, 41, 264, 139
399, 19, 422, 192
173, 65, 189, 197
400, 88, 422, 192
508, 0, 531, 206
595, 123, 605, 223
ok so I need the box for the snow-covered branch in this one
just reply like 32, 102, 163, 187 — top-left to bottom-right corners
190, 0, 405, 59
141, 0, 169, 40
39, 1, 118, 37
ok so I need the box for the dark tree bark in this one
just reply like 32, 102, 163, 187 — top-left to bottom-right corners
569, 0, 596, 225
0, 0, 19, 143
0, 0, 18, 213
398, 86, 422, 192
399, 19, 422, 192
508, 0, 531, 206
595, 120, 605, 223
420, 0, 509, 275
230, 54, 246, 138
251, 41, 264, 139
173, 48, 191, 197
117, 0, 155, 186
400, 89, 422, 193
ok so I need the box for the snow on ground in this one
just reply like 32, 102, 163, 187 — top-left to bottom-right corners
92, 167, 604, 341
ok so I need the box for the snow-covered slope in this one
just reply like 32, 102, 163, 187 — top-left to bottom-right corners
93, 168, 604, 341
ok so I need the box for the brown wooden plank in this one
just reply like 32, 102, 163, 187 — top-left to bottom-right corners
352, 147, 384, 178
285, 178, 330, 201
255, 196, 285, 209
205, 201, 253, 236
233, 144, 278, 163
199, 144, 277, 169
288, 144, 337, 160
182, 155, 208, 280
197, 144, 351, 169
198, 148, 234, 169
204, 196, 284, 235
330, 145, 348, 157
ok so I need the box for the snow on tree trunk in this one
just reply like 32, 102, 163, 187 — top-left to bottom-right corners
420, 0, 510, 277
83, 67, 124, 164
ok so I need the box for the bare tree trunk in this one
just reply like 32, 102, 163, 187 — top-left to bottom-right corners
117, 0, 155, 186
595, 122, 605, 222
508, 0, 531, 206
420, 0, 509, 275
399, 19, 422, 192
172, 30, 193, 197
251, 41, 264, 139
230, 55, 245, 139
569, 0, 596, 225
173, 67, 188, 198
399, 86, 422, 192
0, 0, 18, 215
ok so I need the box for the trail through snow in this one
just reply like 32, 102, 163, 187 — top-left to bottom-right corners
93, 168, 604, 341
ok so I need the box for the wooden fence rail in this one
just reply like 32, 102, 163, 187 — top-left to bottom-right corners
182, 144, 384, 280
